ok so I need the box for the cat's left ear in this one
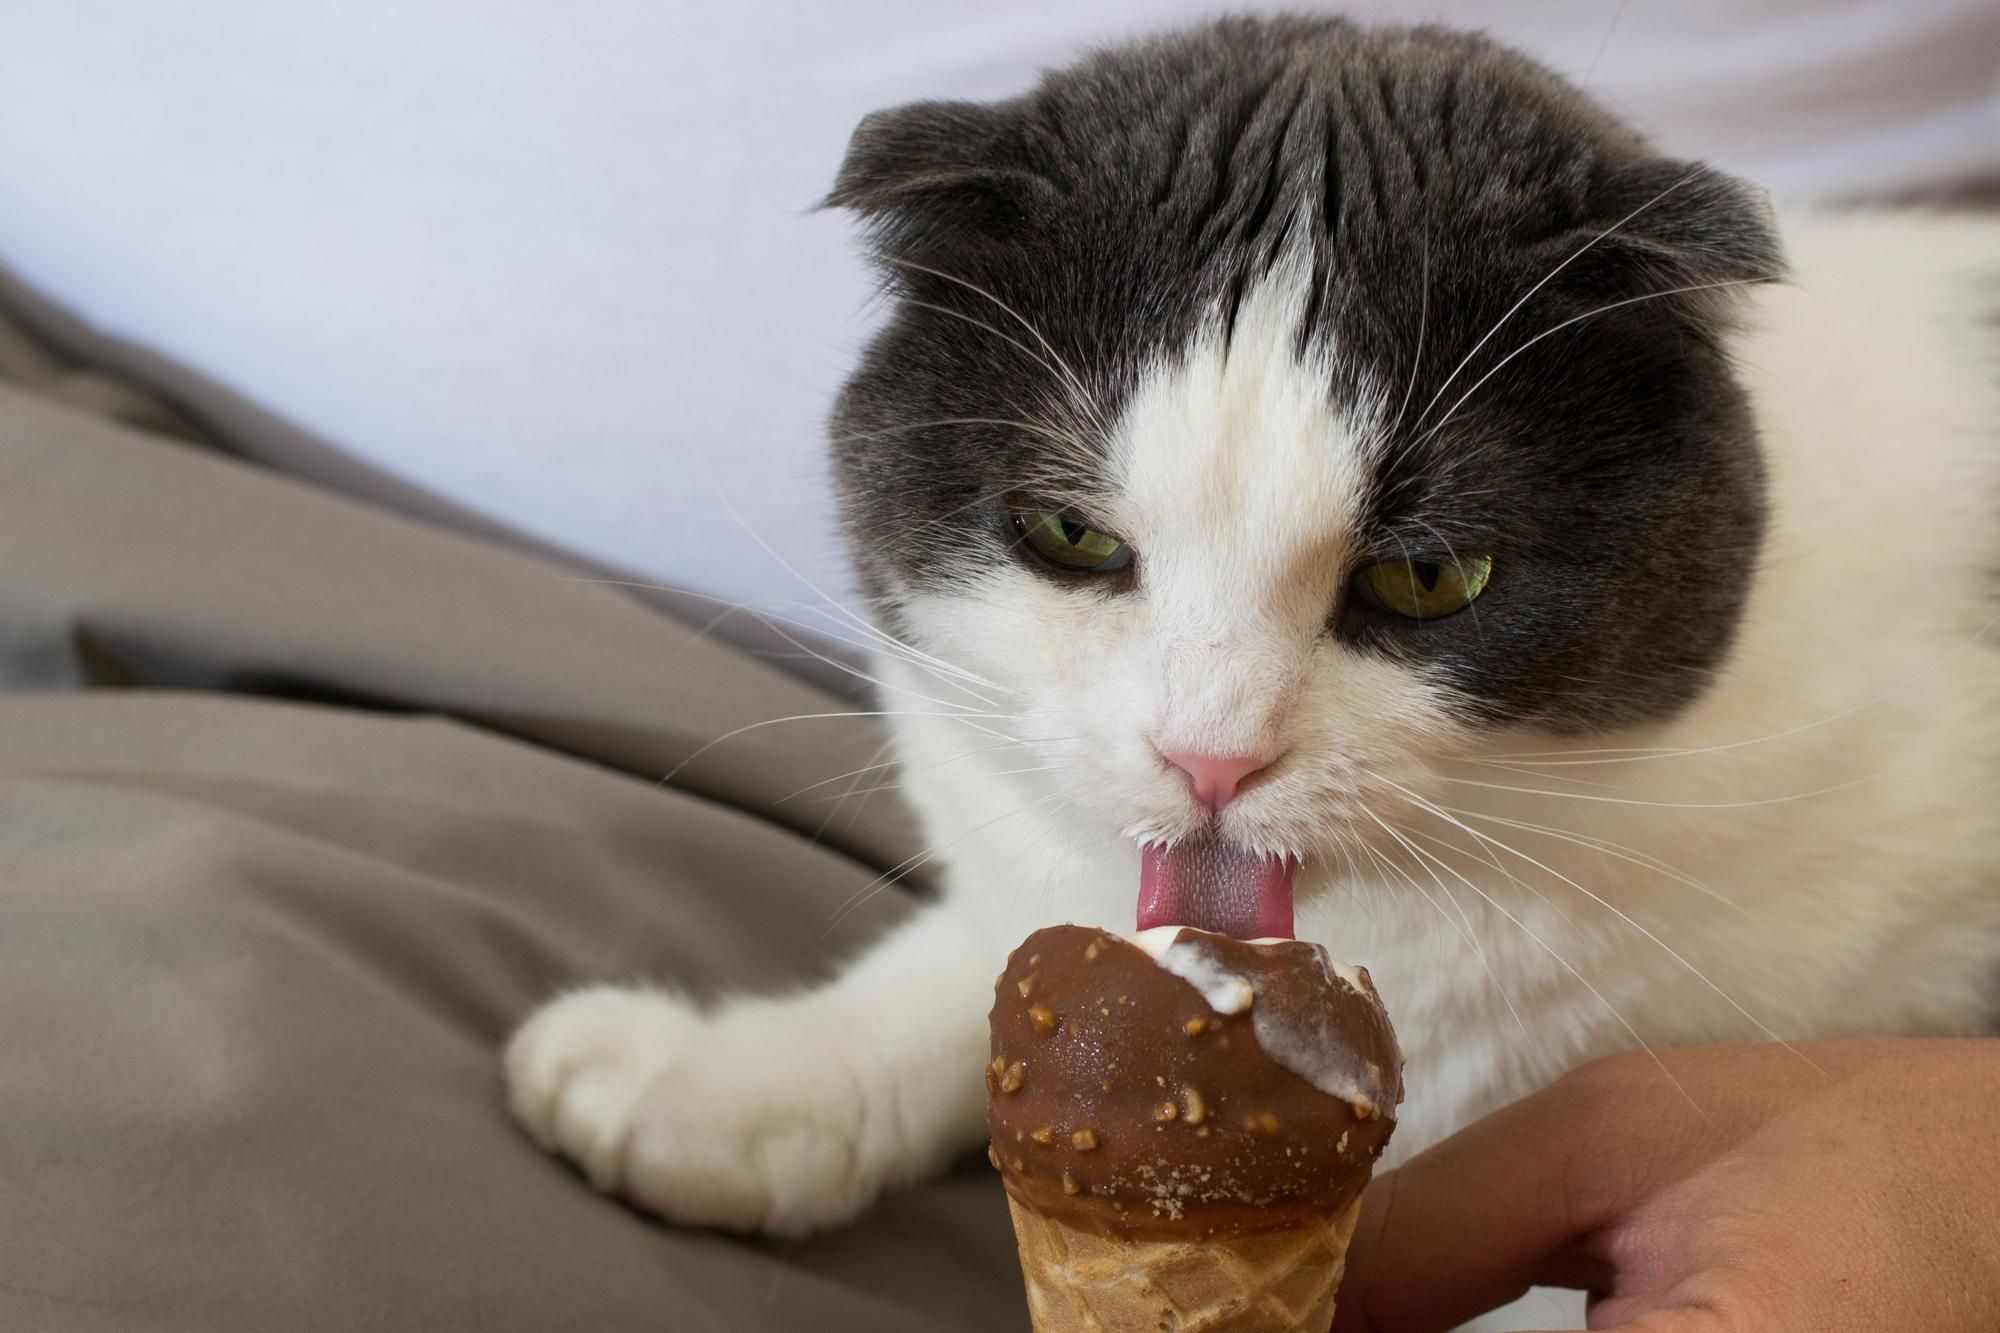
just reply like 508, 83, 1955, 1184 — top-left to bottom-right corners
822, 99, 1057, 265
1582, 159, 1786, 313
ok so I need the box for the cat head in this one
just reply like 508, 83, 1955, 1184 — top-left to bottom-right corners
825, 17, 1780, 878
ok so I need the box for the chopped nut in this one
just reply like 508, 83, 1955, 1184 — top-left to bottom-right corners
1083, 939, 1101, 961
1182, 1086, 1207, 1125
987, 1142, 1002, 1170
1184, 1016, 1207, 1036
1245, 1112, 1281, 1135
1351, 1098, 1378, 1121
1010, 1157, 1026, 1172
1028, 1004, 1058, 1036
999, 1061, 1026, 1094
1061, 1170, 1081, 1196
1016, 973, 1038, 1000
1071, 1128, 1100, 1151
1153, 1101, 1178, 1123
1029, 1126, 1054, 1145
1195, 1125, 1211, 1138
983, 1067, 997, 1095
1028, 954, 1040, 966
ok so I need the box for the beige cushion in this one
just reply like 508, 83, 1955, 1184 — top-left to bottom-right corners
0, 340, 1024, 1331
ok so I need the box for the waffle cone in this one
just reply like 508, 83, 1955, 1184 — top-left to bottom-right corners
1004, 1195, 1363, 1332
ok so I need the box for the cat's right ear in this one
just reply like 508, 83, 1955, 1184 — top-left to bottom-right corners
822, 100, 1055, 263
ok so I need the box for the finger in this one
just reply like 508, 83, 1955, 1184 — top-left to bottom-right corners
1332, 1050, 1759, 1333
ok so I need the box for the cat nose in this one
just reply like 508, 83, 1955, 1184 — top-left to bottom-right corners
1160, 750, 1273, 812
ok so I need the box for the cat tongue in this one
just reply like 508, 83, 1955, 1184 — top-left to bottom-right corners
1137, 832, 1296, 939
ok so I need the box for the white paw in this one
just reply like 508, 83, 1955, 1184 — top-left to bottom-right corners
505, 987, 704, 1189
504, 986, 878, 1237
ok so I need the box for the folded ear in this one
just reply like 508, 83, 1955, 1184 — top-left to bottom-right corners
1573, 159, 1786, 317
823, 99, 1057, 264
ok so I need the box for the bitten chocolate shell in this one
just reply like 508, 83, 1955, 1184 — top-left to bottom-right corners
986, 924, 1402, 1242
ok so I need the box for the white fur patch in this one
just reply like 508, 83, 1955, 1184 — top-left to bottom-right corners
896, 255, 1464, 867
1106, 254, 1380, 758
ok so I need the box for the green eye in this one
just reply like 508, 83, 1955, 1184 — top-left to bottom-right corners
1356, 554, 1493, 620
1012, 509, 1133, 573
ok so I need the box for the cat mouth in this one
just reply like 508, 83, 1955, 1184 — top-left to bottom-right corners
1136, 829, 1298, 939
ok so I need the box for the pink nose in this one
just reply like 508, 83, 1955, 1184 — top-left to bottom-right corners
1162, 751, 1273, 812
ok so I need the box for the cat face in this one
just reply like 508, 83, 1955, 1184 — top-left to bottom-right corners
827, 17, 1778, 867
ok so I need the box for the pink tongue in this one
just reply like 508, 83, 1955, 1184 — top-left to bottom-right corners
1137, 831, 1297, 939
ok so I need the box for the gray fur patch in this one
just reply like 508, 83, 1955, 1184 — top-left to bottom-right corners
826, 16, 1783, 732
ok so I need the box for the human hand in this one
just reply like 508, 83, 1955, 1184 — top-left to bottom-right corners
1331, 1039, 2000, 1331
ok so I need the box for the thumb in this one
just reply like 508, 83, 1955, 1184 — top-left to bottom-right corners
1331, 1053, 1744, 1333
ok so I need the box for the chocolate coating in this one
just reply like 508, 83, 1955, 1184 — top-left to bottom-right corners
987, 925, 1402, 1241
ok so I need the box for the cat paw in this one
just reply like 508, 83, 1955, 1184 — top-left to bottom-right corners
504, 986, 876, 1237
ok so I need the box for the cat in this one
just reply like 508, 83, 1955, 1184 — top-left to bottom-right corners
507, 10, 2000, 1287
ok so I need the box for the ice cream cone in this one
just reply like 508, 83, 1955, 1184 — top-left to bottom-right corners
1005, 1193, 1362, 1333
985, 925, 1402, 1333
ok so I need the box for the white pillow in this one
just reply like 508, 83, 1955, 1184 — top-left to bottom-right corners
3, 0, 1994, 618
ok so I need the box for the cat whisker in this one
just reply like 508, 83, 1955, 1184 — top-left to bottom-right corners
716, 598, 1010, 715
894, 298, 1106, 445
776, 739, 1037, 804
1447, 757, 1647, 791
694, 453, 1020, 699
1430, 771, 1879, 811
661, 708, 1021, 787
1440, 804, 1748, 917
1378, 787, 1592, 939
819, 763, 1060, 801
565, 575, 921, 669
1354, 840, 1461, 969
579, 574, 1010, 704
1584, 0, 1635, 84
1377, 774, 1826, 1079
1412, 272, 1782, 449
1355, 802, 1713, 1124
881, 256, 1111, 439
820, 789, 1065, 936
1406, 166, 1701, 436
1462, 751, 1733, 768
828, 415, 1096, 456
810, 734, 898, 843
660, 597, 779, 671
1356, 827, 1534, 1046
